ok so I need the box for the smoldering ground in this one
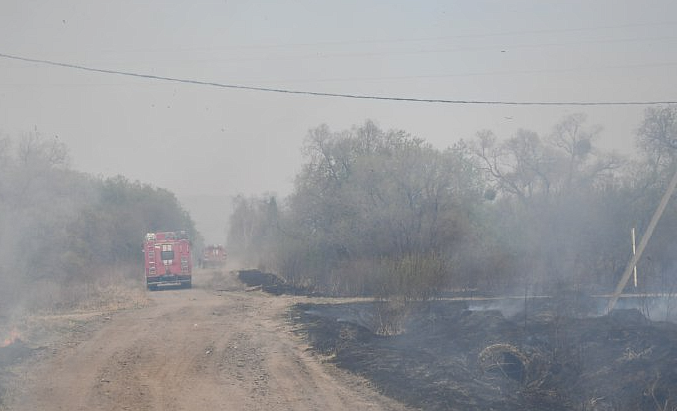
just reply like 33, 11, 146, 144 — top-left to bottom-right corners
236, 269, 677, 410
292, 298, 677, 411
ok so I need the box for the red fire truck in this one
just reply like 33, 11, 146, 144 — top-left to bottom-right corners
143, 231, 192, 290
201, 244, 227, 268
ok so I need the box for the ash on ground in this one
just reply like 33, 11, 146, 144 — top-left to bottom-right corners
0, 338, 34, 406
291, 300, 677, 411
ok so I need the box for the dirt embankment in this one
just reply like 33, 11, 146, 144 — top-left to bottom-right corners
0, 269, 407, 411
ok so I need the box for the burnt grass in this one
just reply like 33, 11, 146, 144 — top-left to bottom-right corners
293, 302, 677, 410
238, 270, 677, 410
0, 339, 34, 405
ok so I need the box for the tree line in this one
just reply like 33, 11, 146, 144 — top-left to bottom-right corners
0, 132, 199, 313
228, 106, 677, 301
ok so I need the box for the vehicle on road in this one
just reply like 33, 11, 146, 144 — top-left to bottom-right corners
201, 244, 227, 268
143, 231, 192, 290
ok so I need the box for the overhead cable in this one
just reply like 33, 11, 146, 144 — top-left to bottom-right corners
1, 52, 675, 106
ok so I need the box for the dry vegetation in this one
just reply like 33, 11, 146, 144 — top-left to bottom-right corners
0, 131, 199, 330
229, 108, 677, 305
228, 108, 677, 409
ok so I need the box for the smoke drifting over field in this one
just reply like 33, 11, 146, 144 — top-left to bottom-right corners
227, 109, 677, 312
1, 2, 676, 219
0, 132, 199, 321
1, 3, 677, 409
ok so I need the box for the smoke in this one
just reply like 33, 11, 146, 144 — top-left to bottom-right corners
467, 298, 535, 319
614, 295, 677, 322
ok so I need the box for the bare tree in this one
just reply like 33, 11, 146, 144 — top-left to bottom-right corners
637, 105, 677, 171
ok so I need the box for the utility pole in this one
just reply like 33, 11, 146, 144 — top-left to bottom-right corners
607, 166, 677, 313
630, 227, 637, 288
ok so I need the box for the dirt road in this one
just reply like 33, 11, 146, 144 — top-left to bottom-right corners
2, 270, 407, 411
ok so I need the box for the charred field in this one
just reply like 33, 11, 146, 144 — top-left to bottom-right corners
291, 300, 677, 410
239, 271, 677, 410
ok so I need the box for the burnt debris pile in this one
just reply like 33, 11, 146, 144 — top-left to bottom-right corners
238, 269, 323, 296
238, 269, 297, 295
292, 301, 677, 411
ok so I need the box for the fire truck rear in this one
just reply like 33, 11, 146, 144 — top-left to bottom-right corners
144, 231, 192, 290
201, 244, 227, 268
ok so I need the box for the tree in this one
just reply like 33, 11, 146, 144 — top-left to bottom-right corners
473, 128, 557, 202
263, 121, 484, 297
469, 115, 628, 293
637, 105, 677, 171
627, 105, 677, 297
0, 133, 200, 312
227, 194, 279, 266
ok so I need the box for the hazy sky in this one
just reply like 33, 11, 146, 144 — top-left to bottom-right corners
1, 1, 676, 242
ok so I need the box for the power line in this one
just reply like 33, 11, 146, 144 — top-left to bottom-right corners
1, 52, 675, 106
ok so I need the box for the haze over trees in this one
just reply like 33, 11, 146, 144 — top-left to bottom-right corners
229, 107, 677, 307
0, 132, 199, 315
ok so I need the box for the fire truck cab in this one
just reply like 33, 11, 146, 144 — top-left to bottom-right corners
144, 231, 192, 290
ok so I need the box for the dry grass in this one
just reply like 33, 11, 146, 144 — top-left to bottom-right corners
25, 267, 150, 315
0, 268, 149, 350
65, 281, 149, 313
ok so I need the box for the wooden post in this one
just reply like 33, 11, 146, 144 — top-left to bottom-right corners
632, 227, 637, 288
607, 167, 677, 313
